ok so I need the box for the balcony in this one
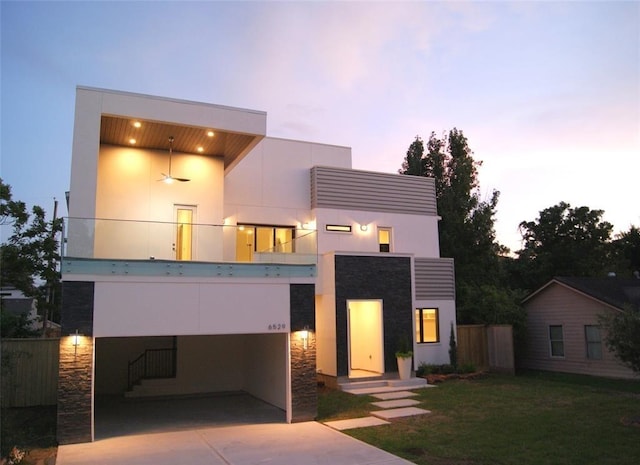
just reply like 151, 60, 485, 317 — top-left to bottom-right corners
61, 217, 317, 278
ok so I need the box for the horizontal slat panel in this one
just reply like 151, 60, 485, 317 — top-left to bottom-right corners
311, 166, 437, 215
414, 258, 455, 300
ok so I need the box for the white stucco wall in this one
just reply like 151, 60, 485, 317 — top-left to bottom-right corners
91, 145, 225, 261
413, 300, 457, 367
92, 278, 292, 337
315, 254, 337, 377
314, 207, 440, 258
224, 137, 351, 228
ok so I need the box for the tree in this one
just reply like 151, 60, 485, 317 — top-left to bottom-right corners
400, 131, 517, 325
599, 306, 640, 374
610, 225, 640, 277
0, 178, 62, 333
517, 202, 613, 290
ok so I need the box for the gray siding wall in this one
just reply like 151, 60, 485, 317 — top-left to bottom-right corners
311, 166, 437, 216
415, 258, 455, 300
522, 283, 636, 379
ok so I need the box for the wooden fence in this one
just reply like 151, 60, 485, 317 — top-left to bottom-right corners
457, 325, 514, 374
1, 338, 59, 407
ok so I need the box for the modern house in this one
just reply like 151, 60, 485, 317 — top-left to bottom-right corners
57, 86, 457, 444
521, 276, 639, 379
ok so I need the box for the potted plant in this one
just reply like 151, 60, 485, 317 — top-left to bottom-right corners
395, 336, 413, 380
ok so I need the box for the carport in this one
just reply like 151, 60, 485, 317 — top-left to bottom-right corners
94, 333, 289, 438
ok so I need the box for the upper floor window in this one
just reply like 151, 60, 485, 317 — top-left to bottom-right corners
378, 227, 391, 253
585, 325, 603, 360
416, 308, 439, 343
549, 325, 564, 357
236, 225, 295, 262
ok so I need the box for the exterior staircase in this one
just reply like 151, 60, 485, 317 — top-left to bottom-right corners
338, 377, 428, 395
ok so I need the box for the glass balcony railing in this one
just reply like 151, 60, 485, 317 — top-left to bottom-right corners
62, 217, 318, 266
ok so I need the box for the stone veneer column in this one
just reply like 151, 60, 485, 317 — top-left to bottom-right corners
290, 331, 317, 422
57, 281, 95, 444
289, 284, 317, 422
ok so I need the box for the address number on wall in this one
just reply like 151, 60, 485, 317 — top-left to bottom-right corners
268, 323, 286, 330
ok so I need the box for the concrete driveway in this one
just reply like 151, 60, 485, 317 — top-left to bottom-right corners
57, 421, 415, 465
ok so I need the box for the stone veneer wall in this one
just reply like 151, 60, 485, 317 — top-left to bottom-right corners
57, 281, 95, 444
334, 255, 413, 377
289, 284, 316, 422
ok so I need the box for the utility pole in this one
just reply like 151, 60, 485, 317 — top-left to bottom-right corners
42, 198, 58, 337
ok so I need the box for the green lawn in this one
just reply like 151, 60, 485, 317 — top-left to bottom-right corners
318, 372, 640, 465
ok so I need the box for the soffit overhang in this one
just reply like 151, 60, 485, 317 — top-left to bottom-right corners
100, 115, 262, 169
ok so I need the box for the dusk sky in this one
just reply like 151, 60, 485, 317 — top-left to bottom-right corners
1, 1, 638, 252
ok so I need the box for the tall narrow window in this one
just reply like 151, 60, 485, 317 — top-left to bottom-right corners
585, 325, 603, 360
549, 325, 564, 357
378, 227, 391, 253
175, 206, 195, 261
415, 308, 439, 343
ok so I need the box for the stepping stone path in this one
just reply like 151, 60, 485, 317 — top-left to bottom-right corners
324, 384, 433, 431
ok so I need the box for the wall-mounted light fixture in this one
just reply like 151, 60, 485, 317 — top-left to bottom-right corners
360, 224, 368, 232
300, 326, 310, 350
72, 329, 82, 358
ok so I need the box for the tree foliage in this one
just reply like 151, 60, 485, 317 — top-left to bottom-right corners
0, 178, 62, 330
517, 202, 613, 290
610, 226, 640, 277
599, 306, 640, 374
400, 131, 519, 327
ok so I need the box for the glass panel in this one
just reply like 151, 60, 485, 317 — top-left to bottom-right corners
176, 208, 193, 261
549, 325, 564, 356
585, 326, 602, 359
416, 308, 438, 343
549, 325, 563, 340
236, 227, 254, 262
551, 341, 565, 357
256, 227, 274, 253
274, 228, 294, 253
422, 309, 438, 342
378, 228, 391, 253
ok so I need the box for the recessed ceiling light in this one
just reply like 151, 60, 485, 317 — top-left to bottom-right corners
207, 131, 214, 137
129, 138, 136, 145
197, 146, 204, 153
133, 121, 142, 128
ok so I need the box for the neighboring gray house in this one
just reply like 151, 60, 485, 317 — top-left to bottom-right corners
0, 286, 39, 330
521, 277, 640, 379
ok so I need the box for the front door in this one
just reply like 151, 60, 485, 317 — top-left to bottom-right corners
174, 205, 196, 260
347, 300, 384, 378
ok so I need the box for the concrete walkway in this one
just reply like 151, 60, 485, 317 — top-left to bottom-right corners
56, 421, 416, 465
324, 381, 433, 431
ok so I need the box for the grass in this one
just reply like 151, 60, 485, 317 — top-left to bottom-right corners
318, 371, 640, 465
0, 406, 57, 463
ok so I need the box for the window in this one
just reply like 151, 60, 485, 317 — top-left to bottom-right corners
378, 227, 391, 252
236, 225, 295, 262
326, 224, 351, 233
549, 325, 564, 357
585, 325, 603, 360
415, 308, 439, 343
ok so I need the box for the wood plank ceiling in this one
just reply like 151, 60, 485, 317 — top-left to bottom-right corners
100, 115, 258, 167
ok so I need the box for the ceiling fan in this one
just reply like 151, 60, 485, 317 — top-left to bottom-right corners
159, 136, 190, 183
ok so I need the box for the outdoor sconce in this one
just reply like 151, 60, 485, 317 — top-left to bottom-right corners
72, 329, 81, 347
360, 224, 368, 232
72, 329, 82, 358
300, 326, 310, 350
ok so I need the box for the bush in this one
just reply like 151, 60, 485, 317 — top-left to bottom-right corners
417, 362, 477, 376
